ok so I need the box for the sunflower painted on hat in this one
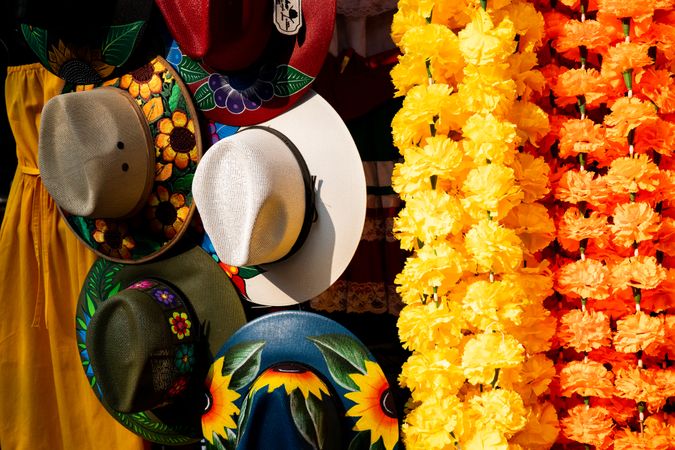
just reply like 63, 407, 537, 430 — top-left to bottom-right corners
200, 311, 401, 450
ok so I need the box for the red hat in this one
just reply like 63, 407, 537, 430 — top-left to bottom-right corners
160, 0, 336, 126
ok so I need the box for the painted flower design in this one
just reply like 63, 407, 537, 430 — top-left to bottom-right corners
119, 59, 164, 100
202, 356, 241, 444
169, 312, 191, 339
250, 364, 330, 400
208, 66, 275, 114
344, 361, 399, 450
92, 219, 136, 259
152, 288, 175, 306
208, 122, 238, 145
167, 376, 188, 397
47, 39, 115, 83
146, 185, 189, 240
129, 280, 155, 290
156, 111, 198, 170
175, 344, 195, 373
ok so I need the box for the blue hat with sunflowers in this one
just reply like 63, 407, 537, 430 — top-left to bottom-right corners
201, 311, 401, 450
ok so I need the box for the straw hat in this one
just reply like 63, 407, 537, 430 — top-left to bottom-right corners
39, 56, 203, 263
192, 90, 366, 305
75, 244, 247, 445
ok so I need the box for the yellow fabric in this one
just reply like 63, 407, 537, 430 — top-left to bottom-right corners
0, 63, 145, 450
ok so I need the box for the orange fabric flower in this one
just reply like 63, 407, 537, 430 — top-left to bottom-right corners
634, 120, 675, 156
603, 155, 661, 195
597, 0, 656, 18
614, 367, 666, 411
560, 360, 615, 398
558, 118, 607, 159
641, 272, 675, 313
558, 309, 612, 351
555, 169, 611, 209
614, 312, 666, 353
609, 255, 667, 291
592, 397, 638, 426
557, 207, 609, 251
610, 202, 661, 247
554, 68, 609, 107
613, 428, 671, 450
604, 97, 659, 141
636, 68, 675, 113
555, 20, 613, 53
557, 258, 611, 300
561, 404, 614, 447
602, 42, 653, 75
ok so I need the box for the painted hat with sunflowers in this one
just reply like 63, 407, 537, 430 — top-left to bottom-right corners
39, 55, 203, 263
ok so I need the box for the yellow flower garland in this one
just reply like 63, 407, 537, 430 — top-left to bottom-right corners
391, 1, 558, 448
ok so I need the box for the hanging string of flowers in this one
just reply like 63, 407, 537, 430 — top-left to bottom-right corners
538, 0, 675, 446
390, 0, 558, 448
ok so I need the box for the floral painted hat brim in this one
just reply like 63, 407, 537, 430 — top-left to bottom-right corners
203, 311, 400, 450
61, 56, 203, 264
75, 245, 248, 445
166, 0, 335, 126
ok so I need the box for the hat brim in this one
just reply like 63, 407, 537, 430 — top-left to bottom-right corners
199, 90, 366, 306
208, 311, 400, 449
75, 243, 247, 444
166, 0, 336, 126
61, 56, 203, 264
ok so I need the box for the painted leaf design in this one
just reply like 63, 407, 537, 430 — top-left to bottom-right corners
115, 411, 196, 445
70, 216, 97, 247
178, 57, 211, 84
236, 391, 254, 446
143, 97, 165, 123
102, 21, 144, 66
272, 65, 313, 97
20, 25, 50, 69
290, 389, 321, 450
195, 82, 216, 111
348, 431, 371, 450
221, 341, 265, 390
168, 83, 182, 112
371, 436, 388, 450
237, 266, 265, 279
307, 334, 369, 391
205, 432, 230, 450
172, 173, 194, 195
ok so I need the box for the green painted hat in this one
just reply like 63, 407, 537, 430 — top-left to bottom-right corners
75, 244, 247, 445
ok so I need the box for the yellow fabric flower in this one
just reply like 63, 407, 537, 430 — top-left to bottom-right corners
458, 64, 518, 116
503, 203, 555, 255
510, 402, 560, 449
462, 332, 525, 385
392, 83, 454, 148
399, 347, 465, 398
506, 52, 547, 101
511, 153, 550, 203
458, 9, 517, 65
462, 164, 523, 220
465, 219, 524, 274
462, 113, 518, 165
462, 278, 530, 331
504, 303, 555, 354
397, 300, 466, 352
468, 389, 527, 436
460, 426, 508, 450
402, 392, 463, 449
391, 8, 428, 46
500, 354, 556, 402
394, 190, 466, 245
397, 239, 467, 299
506, 101, 550, 146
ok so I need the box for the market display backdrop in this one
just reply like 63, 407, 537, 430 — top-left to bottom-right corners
391, 0, 675, 448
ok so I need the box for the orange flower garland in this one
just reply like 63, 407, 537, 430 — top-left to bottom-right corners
538, 0, 675, 445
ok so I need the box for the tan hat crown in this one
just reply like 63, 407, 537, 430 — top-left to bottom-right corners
39, 87, 154, 218
192, 127, 309, 267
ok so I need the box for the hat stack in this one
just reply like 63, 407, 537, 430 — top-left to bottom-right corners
29, 0, 398, 447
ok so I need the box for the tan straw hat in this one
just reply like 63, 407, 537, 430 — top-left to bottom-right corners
192, 90, 366, 306
39, 56, 203, 263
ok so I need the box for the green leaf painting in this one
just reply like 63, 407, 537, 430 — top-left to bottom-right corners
168, 83, 182, 112
172, 173, 194, 196
115, 411, 196, 445
272, 65, 313, 97
290, 390, 328, 450
308, 334, 369, 391
70, 216, 97, 247
102, 21, 144, 66
348, 431, 371, 450
178, 57, 211, 84
195, 82, 217, 111
19, 25, 50, 69
221, 341, 265, 391
237, 266, 265, 279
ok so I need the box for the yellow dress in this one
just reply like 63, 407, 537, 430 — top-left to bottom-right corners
0, 63, 145, 450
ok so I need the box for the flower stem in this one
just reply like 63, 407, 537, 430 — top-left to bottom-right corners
490, 368, 500, 388
480, 0, 487, 10
623, 69, 633, 92
430, 174, 438, 190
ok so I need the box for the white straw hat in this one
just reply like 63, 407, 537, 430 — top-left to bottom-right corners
192, 90, 366, 306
